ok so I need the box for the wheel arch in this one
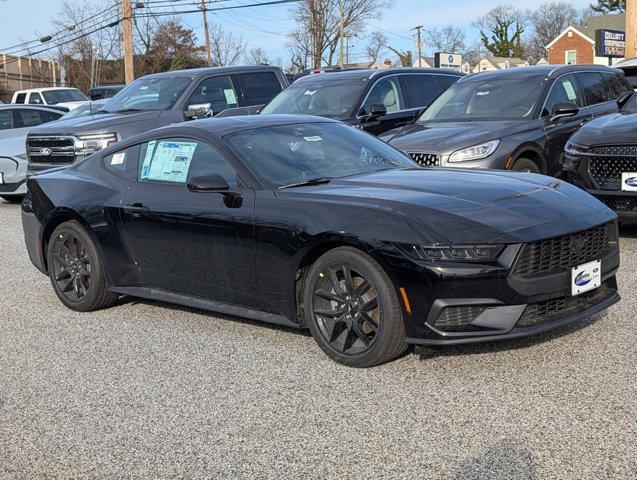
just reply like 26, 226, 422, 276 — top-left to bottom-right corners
511, 144, 548, 174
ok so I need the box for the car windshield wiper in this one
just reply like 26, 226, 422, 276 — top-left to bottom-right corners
277, 177, 333, 189
112, 108, 145, 114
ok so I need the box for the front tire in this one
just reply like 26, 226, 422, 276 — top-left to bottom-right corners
46, 220, 118, 312
302, 247, 406, 367
511, 158, 541, 174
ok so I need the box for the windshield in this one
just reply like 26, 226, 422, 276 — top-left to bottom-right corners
101, 76, 192, 113
260, 77, 365, 119
42, 89, 87, 104
61, 100, 107, 120
226, 122, 415, 187
419, 76, 545, 121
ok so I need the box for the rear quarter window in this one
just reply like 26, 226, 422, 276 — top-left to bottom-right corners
236, 71, 283, 105
102, 144, 140, 180
14, 93, 26, 104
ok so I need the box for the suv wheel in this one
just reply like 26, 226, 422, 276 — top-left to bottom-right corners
302, 247, 406, 367
511, 158, 541, 174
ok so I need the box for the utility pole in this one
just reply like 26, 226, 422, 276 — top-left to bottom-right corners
122, 0, 134, 83
339, 2, 345, 67
414, 25, 424, 67
200, 0, 213, 66
627, 0, 637, 60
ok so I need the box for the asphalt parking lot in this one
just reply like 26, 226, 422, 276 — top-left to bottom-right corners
0, 199, 635, 480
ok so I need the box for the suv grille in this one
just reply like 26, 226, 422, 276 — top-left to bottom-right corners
27, 136, 75, 165
516, 284, 614, 328
589, 145, 637, 190
410, 152, 441, 167
513, 223, 611, 276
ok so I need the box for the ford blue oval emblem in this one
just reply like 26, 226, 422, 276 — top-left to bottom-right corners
625, 176, 637, 187
448, 54, 454, 63
574, 271, 592, 287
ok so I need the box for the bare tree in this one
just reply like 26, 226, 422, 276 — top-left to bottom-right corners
245, 47, 272, 65
526, 2, 578, 62
365, 31, 387, 63
208, 23, 246, 66
288, 0, 393, 69
424, 25, 465, 54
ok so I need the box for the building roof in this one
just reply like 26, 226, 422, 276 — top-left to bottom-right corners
576, 13, 625, 41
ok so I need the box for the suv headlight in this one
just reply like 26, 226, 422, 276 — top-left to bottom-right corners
564, 141, 588, 155
74, 133, 117, 154
397, 243, 503, 262
449, 140, 500, 163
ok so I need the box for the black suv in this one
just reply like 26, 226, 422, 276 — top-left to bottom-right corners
563, 95, 637, 221
27, 65, 288, 174
257, 68, 463, 135
380, 65, 632, 174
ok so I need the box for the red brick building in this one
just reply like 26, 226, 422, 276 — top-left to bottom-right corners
546, 14, 625, 65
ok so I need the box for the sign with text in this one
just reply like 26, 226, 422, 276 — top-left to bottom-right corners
595, 29, 625, 58
435, 52, 463, 71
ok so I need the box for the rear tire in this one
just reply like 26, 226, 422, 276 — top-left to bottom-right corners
46, 220, 118, 312
511, 158, 541, 174
1, 195, 24, 204
302, 247, 407, 367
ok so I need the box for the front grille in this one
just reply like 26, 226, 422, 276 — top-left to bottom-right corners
516, 284, 614, 328
27, 136, 76, 165
600, 196, 637, 212
513, 223, 611, 276
410, 152, 441, 167
436, 305, 486, 327
589, 145, 637, 190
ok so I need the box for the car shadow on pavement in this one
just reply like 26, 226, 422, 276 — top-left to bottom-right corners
416, 310, 608, 360
454, 439, 537, 480
619, 224, 637, 238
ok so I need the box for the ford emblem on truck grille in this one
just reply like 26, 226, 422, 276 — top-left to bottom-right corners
39, 147, 52, 156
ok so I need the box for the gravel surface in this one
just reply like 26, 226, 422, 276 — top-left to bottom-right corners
0, 200, 636, 480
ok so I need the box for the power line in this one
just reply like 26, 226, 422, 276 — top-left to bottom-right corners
133, 0, 301, 18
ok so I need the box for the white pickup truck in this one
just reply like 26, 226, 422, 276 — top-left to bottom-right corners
11, 87, 88, 111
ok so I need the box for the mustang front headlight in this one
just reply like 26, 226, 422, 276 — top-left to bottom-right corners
448, 140, 500, 163
397, 244, 504, 262
74, 133, 118, 154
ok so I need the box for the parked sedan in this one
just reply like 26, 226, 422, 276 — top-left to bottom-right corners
380, 65, 632, 174
22, 115, 619, 367
0, 104, 63, 141
0, 134, 28, 202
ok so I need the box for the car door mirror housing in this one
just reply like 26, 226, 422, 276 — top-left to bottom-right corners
187, 173, 231, 193
185, 103, 213, 119
617, 91, 634, 110
550, 101, 579, 122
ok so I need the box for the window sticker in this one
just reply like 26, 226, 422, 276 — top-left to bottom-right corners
563, 81, 577, 101
223, 88, 238, 105
111, 152, 126, 165
303, 136, 323, 142
476, 90, 490, 96
303, 90, 317, 96
141, 140, 197, 183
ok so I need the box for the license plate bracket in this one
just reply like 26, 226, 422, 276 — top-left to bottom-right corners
571, 260, 601, 296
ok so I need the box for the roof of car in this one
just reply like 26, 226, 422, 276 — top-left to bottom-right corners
0, 104, 64, 112
13, 87, 80, 93
295, 67, 464, 83
459, 64, 623, 83
142, 65, 282, 79
89, 84, 125, 91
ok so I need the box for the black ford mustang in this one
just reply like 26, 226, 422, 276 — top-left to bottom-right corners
22, 115, 620, 367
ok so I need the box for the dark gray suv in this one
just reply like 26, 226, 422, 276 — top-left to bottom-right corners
26, 65, 288, 174
380, 65, 632, 175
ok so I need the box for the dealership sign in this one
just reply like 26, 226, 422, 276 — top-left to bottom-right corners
435, 52, 462, 71
595, 29, 625, 58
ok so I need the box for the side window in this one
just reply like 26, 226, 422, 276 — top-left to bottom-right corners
103, 144, 140, 180
38, 110, 62, 123
0, 110, 14, 130
15, 109, 45, 127
435, 75, 460, 92
139, 137, 237, 188
578, 72, 611, 105
601, 73, 631, 99
542, 74, 582, 116
361, 77, 404, 115
401, 74, 438, 108
14, 93, 26, 104
186, 76, 238, 114
236, 72, 283, 105
28, 92, 44, 105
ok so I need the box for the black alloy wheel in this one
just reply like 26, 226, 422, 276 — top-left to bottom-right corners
303, 247, 406, 367
47, 221, 118, 311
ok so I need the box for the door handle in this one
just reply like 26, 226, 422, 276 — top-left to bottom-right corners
124, 203, 149, 217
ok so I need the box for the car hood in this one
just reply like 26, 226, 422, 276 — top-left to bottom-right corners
286, 168, 614, 244
0, 133, 26, 157
571, 112, 637, 146
27, 110, 163, 136
380, 120, 528, 154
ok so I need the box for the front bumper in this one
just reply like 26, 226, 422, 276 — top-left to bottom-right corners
0, 155, 27, 195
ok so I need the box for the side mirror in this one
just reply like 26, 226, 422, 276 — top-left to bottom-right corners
550, 101, 579, 122
370, 102, 387, 118
185, 103, 213, 119
187, 173, 231, 193
617, 91, 634, 109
